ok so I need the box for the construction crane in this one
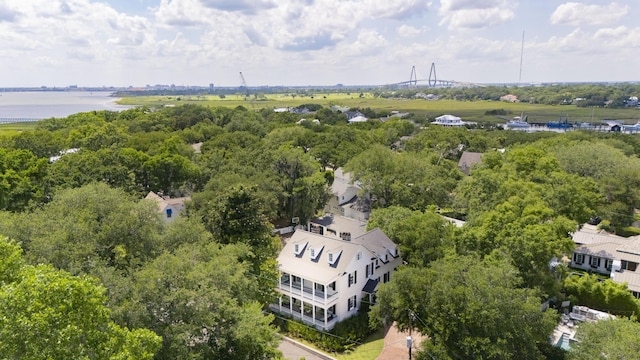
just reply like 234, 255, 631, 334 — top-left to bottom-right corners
238, 72, 255, 108
239, 72, 249, 97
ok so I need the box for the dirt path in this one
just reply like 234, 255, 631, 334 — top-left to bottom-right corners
376, 322, 423, 360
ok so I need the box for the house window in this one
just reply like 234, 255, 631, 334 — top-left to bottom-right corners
329, 282, 336, 291
622, 260, 638, 271
605, 259, 613, 271
383, 272, 390, 283
348, 271, 357, 287
347, 295, 357, 311
590, 256, 601, 268
366, 264, 370, 277
574, 253, 584, 265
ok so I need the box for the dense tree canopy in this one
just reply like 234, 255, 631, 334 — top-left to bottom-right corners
0, 237, 161, 360
372, 253, 557, 360
568, 318, 640, 360
2, 99, 640, 358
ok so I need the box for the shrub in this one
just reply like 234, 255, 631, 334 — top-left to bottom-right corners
273, 301, 375, 353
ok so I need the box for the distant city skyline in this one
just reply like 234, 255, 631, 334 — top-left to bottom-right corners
0, 1, 638, 88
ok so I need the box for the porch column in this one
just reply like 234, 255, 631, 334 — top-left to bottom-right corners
312, 282, 316, 324
324, 307, 328, 329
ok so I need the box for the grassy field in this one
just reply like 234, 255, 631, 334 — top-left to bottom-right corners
118, 93, 640, 124
0, 122, 39, 134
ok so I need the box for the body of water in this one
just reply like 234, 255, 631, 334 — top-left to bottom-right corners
0, 91, 133, 121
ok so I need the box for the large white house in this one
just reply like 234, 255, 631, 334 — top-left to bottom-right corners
570, 224, 640, 297
271, 228, 401, 330
431, 114, 476, 127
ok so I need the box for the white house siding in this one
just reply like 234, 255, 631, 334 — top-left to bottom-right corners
273, 230, 400, 330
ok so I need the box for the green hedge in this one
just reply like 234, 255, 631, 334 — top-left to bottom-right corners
273, 302, 375, 353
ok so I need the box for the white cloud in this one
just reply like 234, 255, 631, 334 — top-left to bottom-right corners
397, 25, 425, 37
550, 2, 630, 26
439, 0, 514, 29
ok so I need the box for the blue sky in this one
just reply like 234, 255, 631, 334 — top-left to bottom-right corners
0, 0, 637, 87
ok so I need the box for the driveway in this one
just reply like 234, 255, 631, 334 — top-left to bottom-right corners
279, 336, 336, 360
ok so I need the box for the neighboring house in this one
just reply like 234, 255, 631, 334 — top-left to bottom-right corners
145, 191, 190, 222
431, 114, 476, 127
271, 228, 401, 330
602, 120, 623, 132
325, 168, 370, 221
570, 224, 640, 298
457, 151, 483, 175
348, 115, 368, 123
344, 111, 366, 120
499, 94, 519, 102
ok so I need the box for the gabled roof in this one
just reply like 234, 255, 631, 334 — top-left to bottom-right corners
351, 228, 397, 260
574, 242, 621, 260
457, 152, 483, 175
611, 271, 640, 292
571, 224, 625, 245
278, 230, 370, 283
145, 191, 190, 212
311, 214, 368, 239
572, 224, 640, 263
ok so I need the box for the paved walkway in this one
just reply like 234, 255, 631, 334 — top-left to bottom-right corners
279, 336, 336, 360
279, 322, 424, 360
376, 322, 424, 360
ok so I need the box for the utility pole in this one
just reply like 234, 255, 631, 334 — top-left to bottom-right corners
407, 310, 413, 360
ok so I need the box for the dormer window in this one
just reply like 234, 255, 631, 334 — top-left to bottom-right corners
294, 241, 308, 256
388, 247, 398, 257
328, 250, 342, 265
309, 245, 323, 260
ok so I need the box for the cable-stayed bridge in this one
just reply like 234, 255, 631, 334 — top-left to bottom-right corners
384, 63, 485, 88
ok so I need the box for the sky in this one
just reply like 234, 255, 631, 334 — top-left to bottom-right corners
0, 0, 638, 87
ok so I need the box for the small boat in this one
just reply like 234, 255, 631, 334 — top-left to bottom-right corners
505, 115, 530, 129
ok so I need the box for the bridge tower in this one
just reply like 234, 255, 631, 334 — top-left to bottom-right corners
428, 63, 437, 87
409, 66, 418, 87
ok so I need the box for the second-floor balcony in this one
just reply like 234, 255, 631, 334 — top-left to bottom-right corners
279, 274, 338, 304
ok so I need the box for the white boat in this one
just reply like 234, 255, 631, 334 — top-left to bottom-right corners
505, 115, 530, 129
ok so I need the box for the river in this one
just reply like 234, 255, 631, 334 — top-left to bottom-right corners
0, 91, 134, 121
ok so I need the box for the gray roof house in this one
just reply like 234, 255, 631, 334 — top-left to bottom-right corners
570, 224, 640, 297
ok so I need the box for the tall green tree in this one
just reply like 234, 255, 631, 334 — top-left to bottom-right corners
568, 318, 640, 360
129, 242, 281, 360
0, 237, 161, 360
372, 253, 557, 360
367, 206, 455, 267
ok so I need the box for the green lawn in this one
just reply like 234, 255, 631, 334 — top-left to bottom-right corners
279, 327, 385, 360
334, 328, 385, 360
117, 94, 640, 124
